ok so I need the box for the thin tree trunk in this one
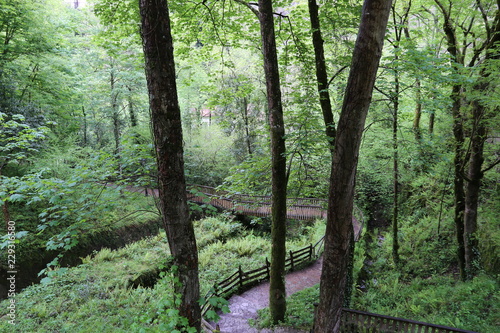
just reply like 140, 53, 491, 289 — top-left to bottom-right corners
390, 2, 410, 266
258, 0, 288, 323
429, 111, 435, 135
82, 105, 88, 146
242, 96, 253, 156
435, 0, 467, 279
413, 78, 422, 141
139, 0, 201, 329
392, 75, 400, 266
451, 85, 467, 281
314, 1, 392, 332
308, 0, 336, 152
128, 96, 137, 127
110, 64, 120, 154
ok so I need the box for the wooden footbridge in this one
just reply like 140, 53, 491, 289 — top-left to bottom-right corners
185, 184, 362, 240
119, 182, 362, 239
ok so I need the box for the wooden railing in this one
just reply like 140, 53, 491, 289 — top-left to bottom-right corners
187, 184, 328, 221
201, 237, 325, 319
117, 183, 362, 239
201, 236, 477, 333
187, 184, 363, 241
338, 308, 478, 333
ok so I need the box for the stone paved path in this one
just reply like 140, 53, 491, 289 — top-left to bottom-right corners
211, 258, 323, 333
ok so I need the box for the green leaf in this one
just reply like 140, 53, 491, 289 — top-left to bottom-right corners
40, 277, 52, 284
8, 193, 25, 202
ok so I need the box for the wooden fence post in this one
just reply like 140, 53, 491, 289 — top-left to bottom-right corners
290, 250, 295, 271
265, 257, 270, 279
238, 265, 244, 291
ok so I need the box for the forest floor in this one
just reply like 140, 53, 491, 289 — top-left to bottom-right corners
210, 257, 323, 333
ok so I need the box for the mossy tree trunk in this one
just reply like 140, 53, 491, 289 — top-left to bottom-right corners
258, 0, 288, 324
463, 7, 500, 278
139, 0, 201, 330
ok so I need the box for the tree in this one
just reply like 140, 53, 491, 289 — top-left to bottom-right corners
138, 0, 201, 330
462, 3, 499, 279
307, 0, 337, 153
314, 0, 392, 331
0, 109, 48, 230
258, 0, 288, 324
434, 0, 499, 280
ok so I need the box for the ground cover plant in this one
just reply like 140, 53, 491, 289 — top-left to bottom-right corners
253, 213, 499, 333
0, 215, 322, 332
0, 176, 159, 287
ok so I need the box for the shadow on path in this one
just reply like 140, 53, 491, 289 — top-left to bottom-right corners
212, 257, 323, 333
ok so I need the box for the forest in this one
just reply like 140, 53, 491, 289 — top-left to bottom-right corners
0, 0, 498, 332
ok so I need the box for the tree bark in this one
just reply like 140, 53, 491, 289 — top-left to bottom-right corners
82, 105, 88, 146
308, 0, 336, 152
258, 0, 288, 324
392, 74, 400, 266
139, 0, 201, 330
429, 111, 435, 135
463, 101, 486, 279
242, 96, 253, 156
413, 78, 422, 141
314, 1, 392, 332
435, 0, 467, 280
110, 61, 121, 155
128, 96, 137, 127
463, 6, 499, 278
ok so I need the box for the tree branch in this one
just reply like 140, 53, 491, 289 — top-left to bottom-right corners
232, 0, 259, 18
327, 65, 348, 88
482, 158, 500, 173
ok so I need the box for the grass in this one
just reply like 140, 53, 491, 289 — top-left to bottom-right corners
0, 215, 321, 332
252, 215, 499, 333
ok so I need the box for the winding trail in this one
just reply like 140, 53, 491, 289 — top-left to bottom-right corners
211, 258, 323, 333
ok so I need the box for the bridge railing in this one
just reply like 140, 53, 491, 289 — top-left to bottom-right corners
187, 184, 327, 221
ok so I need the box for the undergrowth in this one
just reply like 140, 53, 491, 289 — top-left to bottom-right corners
253, 214, 499, 333
0, 216, 322, 332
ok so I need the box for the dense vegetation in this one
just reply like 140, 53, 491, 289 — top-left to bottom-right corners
0, 0, 498, 332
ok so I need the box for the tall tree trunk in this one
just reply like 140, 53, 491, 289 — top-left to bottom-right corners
392, 75, 400, 266
390, 2, 410, 266
429, 111, 435, 135
413, 78, 422, 141
82, 105, 88, 146
314, 1, 392, 332
128, 96, 137, 127
463, 103, 486, 279
242, 96, 253, 156
435, 0, 467, 280
463, 9, 500, 279
110, 62, 121, 155
308, 0, 336, 152
258, 0, 288, 324
139, 0, 201, 330
309, 0, 357, 305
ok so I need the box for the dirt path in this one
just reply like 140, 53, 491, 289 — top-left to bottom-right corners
211, 258, 323, 333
